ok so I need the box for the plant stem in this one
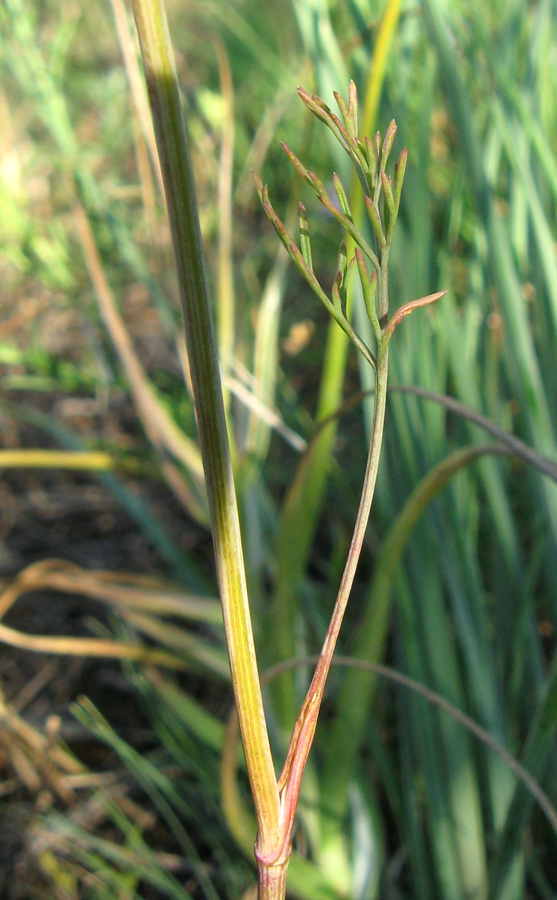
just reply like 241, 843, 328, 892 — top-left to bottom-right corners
131, 0, 280, 855
306, 340, 389, 691
275, 338, 390, 848
257, 862, 290, 900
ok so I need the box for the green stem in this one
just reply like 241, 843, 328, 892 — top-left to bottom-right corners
378, 249, 390, 322
276, 339, 390, 846
131, 0, 280, 855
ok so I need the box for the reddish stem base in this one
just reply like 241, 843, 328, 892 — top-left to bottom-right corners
257, 860, 290, 900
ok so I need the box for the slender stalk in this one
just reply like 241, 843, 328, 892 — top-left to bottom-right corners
131, 0, 280, 857
273, 339, 390, 852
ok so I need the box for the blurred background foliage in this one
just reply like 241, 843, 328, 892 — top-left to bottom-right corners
0, 0, 555, 898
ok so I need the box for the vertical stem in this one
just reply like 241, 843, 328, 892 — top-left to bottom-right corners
378, 249, 390, 322
257, 862, 290, 900
131, 0, 280, 854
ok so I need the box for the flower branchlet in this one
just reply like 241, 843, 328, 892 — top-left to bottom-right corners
254, 81, 443, 364
250, 82, 447, 893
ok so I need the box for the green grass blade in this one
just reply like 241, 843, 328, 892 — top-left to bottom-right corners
487, 651, 557, 899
